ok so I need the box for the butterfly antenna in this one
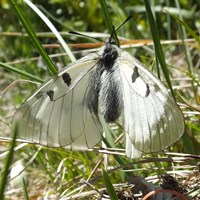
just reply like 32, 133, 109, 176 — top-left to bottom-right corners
115, 15, 133, 31
69, 31, 104, 43
70, 16, 133, 46
109, 16, 133, 46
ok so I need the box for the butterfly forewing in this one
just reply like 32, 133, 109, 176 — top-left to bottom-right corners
118, 51, 184, 157
13, 54, 103, 149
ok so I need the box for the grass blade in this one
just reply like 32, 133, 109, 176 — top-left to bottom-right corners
0, 61, 43, 83
0, 126, 17, 200
165, 9, 199, 101
144, 0, 175, 98
165, 10, 200, 45
103, 169, 118, 200
9, 0, 58, 75
99, 0, 119, 46
23, 178, 29, 200
24, 0, 76, 62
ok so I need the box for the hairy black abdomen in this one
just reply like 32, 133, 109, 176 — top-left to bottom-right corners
87, 66, 123, 123
87, 42, 123, 123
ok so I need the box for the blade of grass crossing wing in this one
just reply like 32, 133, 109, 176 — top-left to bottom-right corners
144, 0, 175, 99
99, 0, 119, 46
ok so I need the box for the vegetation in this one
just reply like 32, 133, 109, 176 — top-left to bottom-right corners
0, 0, 199, 199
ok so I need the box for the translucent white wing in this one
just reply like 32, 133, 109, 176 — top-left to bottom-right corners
118, 51, 184, 158
13, 40, 184, 158
13, 53, 103, 150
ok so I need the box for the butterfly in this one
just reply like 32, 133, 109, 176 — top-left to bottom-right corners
13, 37, 184, 158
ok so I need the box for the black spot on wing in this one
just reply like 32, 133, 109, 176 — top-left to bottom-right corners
36, 91, 43, 99
131, 67, 139, 82
46, 90, 54, 101
131, 67, 150, 97
62, 73, 71, 86
145, 84, 150, 97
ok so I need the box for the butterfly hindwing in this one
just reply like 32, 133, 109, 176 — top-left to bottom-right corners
14, 54, 103, 150
118, 51, 184, 158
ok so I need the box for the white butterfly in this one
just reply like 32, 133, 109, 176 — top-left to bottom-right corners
13, 38, 184, 158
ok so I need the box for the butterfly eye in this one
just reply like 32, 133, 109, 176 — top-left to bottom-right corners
110, 40, 116, 45
108, 36, 116, 45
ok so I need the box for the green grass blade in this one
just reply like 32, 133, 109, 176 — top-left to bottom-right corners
165, 9, 200, 45
165, 9, 198, 101
24, 0, 76, 62
23, 178, 29, 200
144, 0, 175, 98
99, 113, 126, 168
100, 0, 119, 46
103, 169, 118, 200
99, 0, 113, 35
9, 0, 58, 75
0, 61, 43, 83
0, 126, 17, 200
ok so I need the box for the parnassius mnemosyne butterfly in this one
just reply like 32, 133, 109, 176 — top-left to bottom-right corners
13, 35, 185, 158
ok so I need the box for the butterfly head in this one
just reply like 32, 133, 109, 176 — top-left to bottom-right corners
99, 39, 120, 69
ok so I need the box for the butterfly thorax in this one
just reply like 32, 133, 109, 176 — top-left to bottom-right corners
100, 42, 119, 69
87, 42, 123, 123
